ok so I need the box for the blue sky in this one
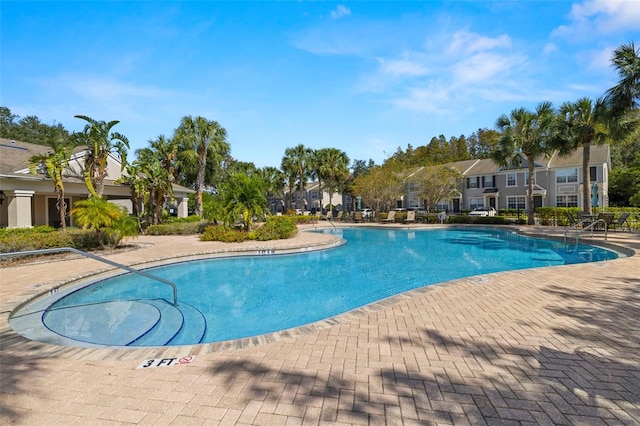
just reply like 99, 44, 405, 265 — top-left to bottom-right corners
2, 1, 639, 169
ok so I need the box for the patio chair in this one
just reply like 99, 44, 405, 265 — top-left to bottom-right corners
565, 211, 579, 227
381, 210, 396, 223
354, 212, 363, 223
404, 210, 416, 224
594, 212, 614, 231
613, 212, 631, 231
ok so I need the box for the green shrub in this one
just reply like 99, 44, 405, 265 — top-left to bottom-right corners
66, 229, 102, 251
200, 225, 250, 242
423, 213, 440, 224
255, 216, 297, 241
200, 216, 298, 242
447, 215, 473, 224
146, 221, 204, 235
0, 228, 102, 254
0, 225, 56, 239
472, 216, 509, 225
288, 215, 318, 224
394, 212, 407, 222
163, 215, 202, 224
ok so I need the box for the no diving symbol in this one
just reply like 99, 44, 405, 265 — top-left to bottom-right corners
137, 355, 195, 369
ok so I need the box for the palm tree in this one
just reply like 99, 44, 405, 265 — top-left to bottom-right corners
281, 144, 313, 210
259, 166, 286, 213
118, 162, 146, 232
28, 130, 75, 230
71, 197, 136, 249
555, 98, 610, 214
220, 173, 268, 230
317, 147, 350, 211
280, 156, 297, 211
309, 149, 326, 211
73, 115, 129, 198
492, 102, 556, 225
606, 42, 640, 115
147, 135, 178, 179
174, 116, 229, 217
136, 136, 178, 224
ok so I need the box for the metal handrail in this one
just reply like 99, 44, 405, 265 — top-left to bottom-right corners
564, 219, 608, 245
0, 247, 178, 306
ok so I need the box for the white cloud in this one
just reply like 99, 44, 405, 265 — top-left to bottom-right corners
378, 58, 430, 77
570, 0, 640, 32
55, 75, 174, 102
448, 31, 511, 55
542, 43, 558, 55
331, 5, 351, 20
452, 52, 525, 85
389, 81, 453, 113
585, 46, 617, 71
552, 0, 640, 38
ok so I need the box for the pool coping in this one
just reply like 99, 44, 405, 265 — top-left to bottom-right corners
2, 223, 635, 361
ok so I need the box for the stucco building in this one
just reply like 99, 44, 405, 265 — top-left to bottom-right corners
0, 138, 193, 228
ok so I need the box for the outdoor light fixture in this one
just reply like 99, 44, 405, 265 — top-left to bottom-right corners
0, 190, 5, 205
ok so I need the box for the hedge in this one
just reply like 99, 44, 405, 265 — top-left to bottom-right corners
0, 227, 103, 255
145, 221, 205, 235
201, 216, 298, 242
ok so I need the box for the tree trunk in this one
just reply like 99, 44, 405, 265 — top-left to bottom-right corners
196, 152, 206, 218
58, 190, 67, 231
582, 142, 592, 214
318, 178, 323, 212
527, 156, 535, 225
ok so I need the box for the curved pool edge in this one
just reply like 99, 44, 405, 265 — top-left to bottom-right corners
2, 224, 637, 361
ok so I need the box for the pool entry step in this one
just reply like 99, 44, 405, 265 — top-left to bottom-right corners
13, 299, 207, 347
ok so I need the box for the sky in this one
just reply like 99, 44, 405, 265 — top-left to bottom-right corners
2, 1, 639, 169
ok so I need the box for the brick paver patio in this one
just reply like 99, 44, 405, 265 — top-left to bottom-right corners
1, 224, 639, 425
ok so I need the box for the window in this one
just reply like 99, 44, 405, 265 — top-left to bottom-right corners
436, 201, 449, 212
524, 171, 536, 186
507, 196, 526, 210
467, 177, 479, 189
469, 197, 484, 209
507, 173, 517, 187
590, 166, 597, 182
556, 195, 578, 207
482, 175, 495, 188
557, 168, 578, 183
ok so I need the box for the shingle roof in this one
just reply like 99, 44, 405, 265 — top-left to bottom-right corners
549, 144, 610, 167
0, 137, 194, 194
0, 138, 53, 175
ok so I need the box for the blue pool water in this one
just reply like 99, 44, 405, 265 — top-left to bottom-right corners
11, 228, 618, 347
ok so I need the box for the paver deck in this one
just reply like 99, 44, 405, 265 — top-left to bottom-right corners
1, 224, 639, 425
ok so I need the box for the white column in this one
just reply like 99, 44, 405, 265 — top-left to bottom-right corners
7, 190, 34, 228
177, 197, 190, 218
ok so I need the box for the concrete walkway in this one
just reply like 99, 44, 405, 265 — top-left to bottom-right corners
1, 224, 639, 425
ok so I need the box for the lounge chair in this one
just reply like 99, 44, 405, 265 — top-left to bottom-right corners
594, 212, 614, 231
404, 210, 416, 223
565, 211, 579, 227
354, 212, 363, 223
578, 211, 593, 226
613, 212, 631, 231
381, 210, 396, 223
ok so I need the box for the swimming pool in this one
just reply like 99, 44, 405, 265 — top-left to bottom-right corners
10, 227, 618, 348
